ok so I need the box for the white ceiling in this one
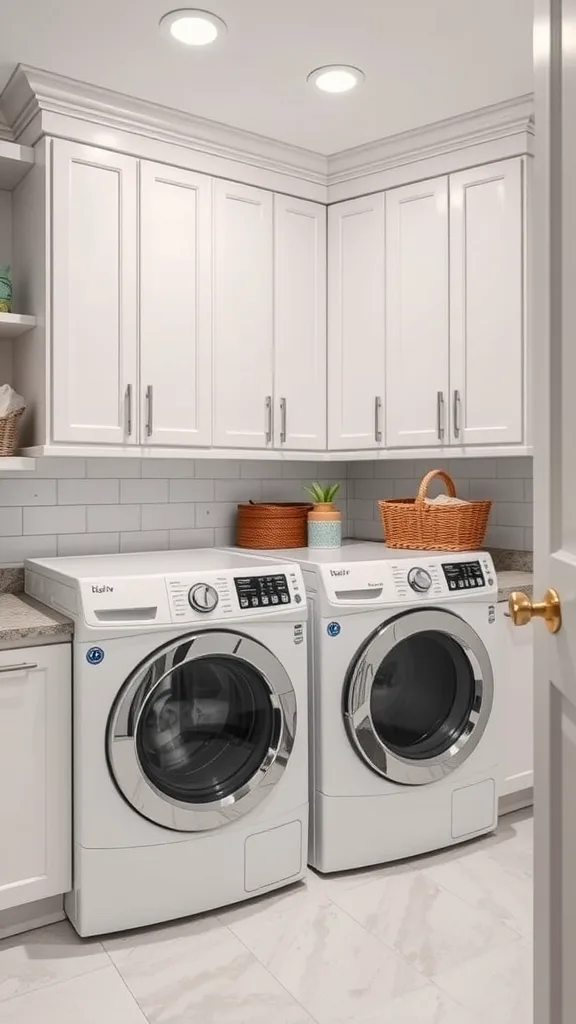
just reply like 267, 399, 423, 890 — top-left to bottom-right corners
0, 0, 533, 155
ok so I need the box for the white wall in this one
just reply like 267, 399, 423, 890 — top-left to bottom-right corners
348, 457, 533, 550
0, 459, 348, 566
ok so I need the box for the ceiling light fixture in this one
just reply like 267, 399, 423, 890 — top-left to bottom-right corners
159, 9, 227, 46
307, 65, 365, 94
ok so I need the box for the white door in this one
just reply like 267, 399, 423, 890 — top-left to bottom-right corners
0, 646, 71, 911
51, 140, 138, 444
140, 162, 212, 447
385, 177, 450, 448
327, 195, 385, 450
274, 195, 326, 450
213, 180, 273, 448
450, 159, 524, 446
531, 1, 576, 1018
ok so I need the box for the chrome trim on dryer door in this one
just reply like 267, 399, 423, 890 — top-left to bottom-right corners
107, 630, 296, 831
344, 609, 494, 786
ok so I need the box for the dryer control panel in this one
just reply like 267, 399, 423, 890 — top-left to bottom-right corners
166, 566, 304, 623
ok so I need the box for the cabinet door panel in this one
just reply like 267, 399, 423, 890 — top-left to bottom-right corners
0, 645, 71, 911
450, 159, 524, 445
328, 196, 385, 450
274, 196, 326, 450
213, 181, 273, 448
140, 163, 212, 447
385, 178, 449, 448
51, 141, 138, 444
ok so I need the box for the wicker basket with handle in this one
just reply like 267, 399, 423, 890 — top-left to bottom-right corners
236, 502, 313, 549
378, 469, 491, 551
0, 407, 25, 457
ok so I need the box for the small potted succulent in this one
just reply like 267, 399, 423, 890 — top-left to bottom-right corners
303, 482, 342, 549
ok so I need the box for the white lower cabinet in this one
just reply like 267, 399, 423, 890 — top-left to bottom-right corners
0, 644, 71, 912
498, 604, 533, 797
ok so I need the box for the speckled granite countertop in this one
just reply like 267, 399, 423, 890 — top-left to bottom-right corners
0, 594, 73, 648
489, 549, 533, 603
497, 570, 533, 603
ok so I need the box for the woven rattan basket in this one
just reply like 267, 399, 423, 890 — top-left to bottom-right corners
0, 407, 24, 457
236, 502, 313, 549
378, 469, 491, 551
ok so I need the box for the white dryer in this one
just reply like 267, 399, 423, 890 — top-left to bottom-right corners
25, 549, 308, 935
248, 541, 501, 873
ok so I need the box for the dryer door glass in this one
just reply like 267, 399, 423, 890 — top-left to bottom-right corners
345, 609, 494, 786
107, 630, 297, 831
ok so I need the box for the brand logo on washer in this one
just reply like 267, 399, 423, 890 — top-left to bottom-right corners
91, 584, 113, 594
86, 646, 105, 665
329, 569, 350, 577
327, 621, 341, 637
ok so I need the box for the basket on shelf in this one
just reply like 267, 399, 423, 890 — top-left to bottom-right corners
236, 502, 313, 549
378, 469, 491, 551
0, 407, 25, 457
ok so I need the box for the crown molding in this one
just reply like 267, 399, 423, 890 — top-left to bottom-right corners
327, 94, 534, 185
1, 64, 328, 185
0, 65, 534, 197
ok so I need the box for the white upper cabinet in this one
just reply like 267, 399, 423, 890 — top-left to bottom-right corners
140, 163, 212, 447
449, 159, 524, 445
328, 195, 385, 450
274, 196, 326, 450
385, 177, 450, 448
213, 180, 274, 448
51, 141, 138, 445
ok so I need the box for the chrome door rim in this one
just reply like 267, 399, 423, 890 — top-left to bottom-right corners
344, 609, 494, 786
107, 630, 297, 831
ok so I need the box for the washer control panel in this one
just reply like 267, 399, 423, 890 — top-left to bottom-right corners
442, 560, 487, 591
235, 574, 291, 609
188, 583, 219, 613
407, 567, 432, 593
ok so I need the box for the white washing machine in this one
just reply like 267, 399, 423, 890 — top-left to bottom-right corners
245, 541, 501, 873
25, 549, 308, 935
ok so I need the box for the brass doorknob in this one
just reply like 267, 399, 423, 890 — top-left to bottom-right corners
508, 589, 562, 634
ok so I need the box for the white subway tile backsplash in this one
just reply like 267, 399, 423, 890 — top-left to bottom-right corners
25, 458, 87, 479
57, 533, 120, 557
214, 526, 236, 546
448, 458, 497, 478
352, 479, 395, 500
0, 480, 56, 506
195, 502, 237, 528
169, 479, 215, 503
348, 499, 376, 521
496, 457, 532, 478
0, 508, 22, 536
120, 531, 169, 553
348, 461, 375, 478
214, 479, 261, 502
0, 535, 57, 565
141, 503, 195, 531
486, 524, 526, 549
524, 478, 533, 502
58, 478, 119, 505
142, 460, 195, 478
169, 528, 215, 550
240, 460, 282, 479
87, 458, 142, 478
195, 460, 241, 479
120, 479, 168, 504
378, 460, 415, 479
495, 502, 534, 528
351, 519, 384, 541
23, 505, 86, 535
469, 478, 525, 502
87, 504, 140, 533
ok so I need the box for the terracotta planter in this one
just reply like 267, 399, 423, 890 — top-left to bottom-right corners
307, 502, 342, 549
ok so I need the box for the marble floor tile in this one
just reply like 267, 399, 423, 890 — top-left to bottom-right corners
426, 846, 532, 937
331, 866, 520, 978
432, 936, 533, 1024
0, 965, 147, 1023
105, 911, 314, 1023
328, 983, 482, 1024
219, 879, 428, 1023
0, 919, 109, 1002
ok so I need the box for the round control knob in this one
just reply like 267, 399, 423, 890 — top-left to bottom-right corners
408, 567, 432, 593
188, 583, 219, 613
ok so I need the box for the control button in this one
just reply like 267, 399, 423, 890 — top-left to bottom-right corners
294, 594, 302, 604
281, 594, 289, 603
271, 595, 279, 604
240, 597, 249, 608
408, 567, 433, 593
188, 583, 219, 613
251, 597, 258, 607
488, 577, 494, 586
458, 580, 464, 588
262, 596, 270, 605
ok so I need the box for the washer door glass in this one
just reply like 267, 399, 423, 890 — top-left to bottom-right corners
136, 654, 275, 805
345, 610, 493, 786
108, 630, 296, 831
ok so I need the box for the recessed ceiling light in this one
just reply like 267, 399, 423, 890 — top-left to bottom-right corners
159, 9, 227, 47
307, 65, 365, 94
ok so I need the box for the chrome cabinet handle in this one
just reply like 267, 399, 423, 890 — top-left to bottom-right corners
0, 662, 38, 674
279, 398, 287, 444
453, 389, 461, 439
265, 396, 272, 444
125, 384, 133, 436
374, 396, 383, 443
437, 391, 445, 441
146, 385, 154, 437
